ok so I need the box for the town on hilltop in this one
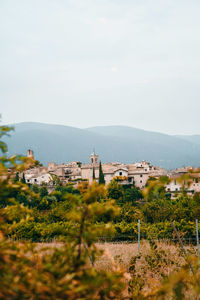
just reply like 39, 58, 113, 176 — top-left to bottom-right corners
24, 149, 200, 196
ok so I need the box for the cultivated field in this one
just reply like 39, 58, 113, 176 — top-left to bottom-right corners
96, 241, 194, 292
38, 241, 197, 297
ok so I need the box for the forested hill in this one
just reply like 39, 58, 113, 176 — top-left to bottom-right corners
3, 122, 200, 169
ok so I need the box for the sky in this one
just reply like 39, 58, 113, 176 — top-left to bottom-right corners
0, 0, 200, 135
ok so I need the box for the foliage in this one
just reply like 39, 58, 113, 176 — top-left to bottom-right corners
107, 180, 123, 204
99, 161, 105, 185
0, 125, 126, 298
93, 167, 95, 180
2, 123, 200, 298
127, 240, 200, 299
21, 173, 26, 183
123, 187, 142, 205
13, 171, 19, 182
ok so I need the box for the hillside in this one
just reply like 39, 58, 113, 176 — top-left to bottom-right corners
175, 134, 200, 145
2, 122, 200, 169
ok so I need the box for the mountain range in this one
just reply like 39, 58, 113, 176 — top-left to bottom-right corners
2, 122, 200, 169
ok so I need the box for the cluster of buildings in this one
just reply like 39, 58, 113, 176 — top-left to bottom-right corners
166, 167, 200, 194
24, 150, 200, 195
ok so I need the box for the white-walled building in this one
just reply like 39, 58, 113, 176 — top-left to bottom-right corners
165, 170, 200, 195
26, 173, 53, 185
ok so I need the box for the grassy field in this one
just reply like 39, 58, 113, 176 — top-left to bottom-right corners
38, 240, 196, 274
37, 240, 197, 297
96, 241, 197, 296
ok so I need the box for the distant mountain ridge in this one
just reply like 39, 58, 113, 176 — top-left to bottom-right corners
2, 122, 200, 169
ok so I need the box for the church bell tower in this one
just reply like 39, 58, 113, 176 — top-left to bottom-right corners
27, 149, 34, 160
90, 150, 99, 166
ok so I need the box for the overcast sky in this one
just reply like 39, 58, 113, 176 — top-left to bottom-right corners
1, 0, 200, 135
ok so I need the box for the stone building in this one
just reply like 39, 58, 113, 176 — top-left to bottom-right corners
81, 152, 99, 183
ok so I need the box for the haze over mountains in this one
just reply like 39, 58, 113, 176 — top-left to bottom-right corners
3, 122, 200, 169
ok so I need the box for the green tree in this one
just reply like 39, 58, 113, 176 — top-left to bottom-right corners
34, 160, 43, 167
142, 199, 172, 223
98, 161, 105, 184
56, 184, 80, 195
21, 173, 26, 184
93, 167, 95, 180
31, 184, 39, 193
38, 195, 56, 210
0, 125, 33, 208
123, 187, 143, 205
16, 192, 29, 206
107, 180, 123, 205
119, 202, 143, 223
13, 172, 19, 182
40, 186, 48, 198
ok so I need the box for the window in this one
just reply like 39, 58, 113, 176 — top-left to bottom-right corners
119, 171, 122, 176
95, 158, 97, 163
140, 180, 142, 183
27, 179, 30, 183
140, 174, 143, 177
34, 179, 37, 182
91, 158, 93, 163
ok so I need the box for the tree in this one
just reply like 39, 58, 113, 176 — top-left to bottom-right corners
31, 184, 39, 194
13, 172, 19, 182
98, 161, 105, 185
21, 173, 26, 184
34, 160, 43, 167
0, 124, 33, 208
123, 187, 143, 205
40, 186, 48, 198
93, 167, 96, 180
16, 192, 29, 206
107, 180, 123, 204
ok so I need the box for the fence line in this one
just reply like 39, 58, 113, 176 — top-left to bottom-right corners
7, 219, 200, 254
98, 237, 197, 242
196, 219, 199, 259
138, 219, 140, 254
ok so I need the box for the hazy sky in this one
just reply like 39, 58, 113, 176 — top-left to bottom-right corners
1, 0, 200, 135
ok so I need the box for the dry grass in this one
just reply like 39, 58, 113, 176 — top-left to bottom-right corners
35, 241, 197, 296
95, 241, 188, 270
36, 240, 196, 272
95, 242, 139, 271
95, 241, 197, 294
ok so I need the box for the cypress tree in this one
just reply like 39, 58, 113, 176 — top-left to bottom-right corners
13, 172, 19, 182
98, 161, 105, 185
21, 173, 26, 184
93, 167, 96, 180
